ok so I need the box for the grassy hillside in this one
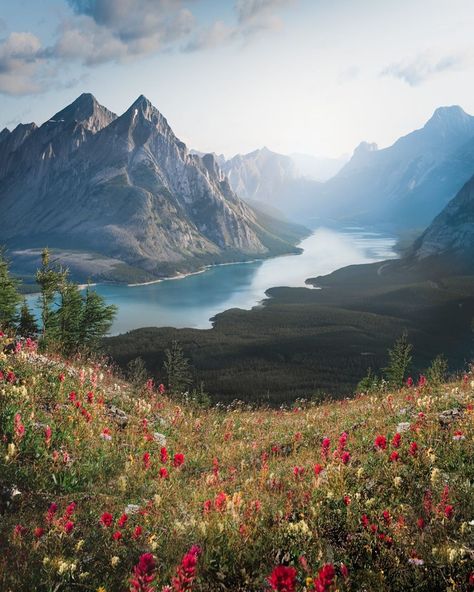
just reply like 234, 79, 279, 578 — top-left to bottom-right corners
1, 335, 473, 591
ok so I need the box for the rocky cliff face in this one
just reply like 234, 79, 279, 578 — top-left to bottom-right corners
412, 174, 474, 269
0, 94, 305, 281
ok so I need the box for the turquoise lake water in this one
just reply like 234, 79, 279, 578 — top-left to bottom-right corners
27, 227, 396, 334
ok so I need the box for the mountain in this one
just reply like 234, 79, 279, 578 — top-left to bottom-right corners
220, 147, 323, 225
318, 105, 474, 229
410, 173, 474, 273
0, 94, 307, 283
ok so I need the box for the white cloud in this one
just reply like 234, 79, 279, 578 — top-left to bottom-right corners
381, 52, 467, 86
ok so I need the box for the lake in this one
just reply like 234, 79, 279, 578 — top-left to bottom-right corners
27, 227, 397, 334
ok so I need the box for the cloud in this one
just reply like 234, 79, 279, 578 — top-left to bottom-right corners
186, 0, 294, 51
381, 53, 466, 86
0, 32, 46, 95
0, 0, 295, 95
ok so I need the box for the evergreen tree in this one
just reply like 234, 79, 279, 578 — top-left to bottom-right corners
80, 287, 117, 351
163, 340, 192, 394
0, 250, 21, 330
56, 282, 84, 355
426, 354, 448, 385
383, 331, 413, 388
35, 249, 66, 344
17, 299, 39, 338
357, 367, 378, 393
127, 357, 148, 390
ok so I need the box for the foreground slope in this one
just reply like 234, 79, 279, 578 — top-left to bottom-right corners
0, 94, 306, 283
1, 337, 473, 591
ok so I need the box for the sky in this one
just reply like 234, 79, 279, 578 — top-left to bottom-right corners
0, 0, 473, 158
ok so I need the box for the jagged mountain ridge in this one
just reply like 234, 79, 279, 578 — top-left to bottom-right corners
317, 105, 474, 228
0, 94, 306, 282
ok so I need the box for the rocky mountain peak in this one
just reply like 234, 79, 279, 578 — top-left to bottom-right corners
0, 128, 10, 143
421, 105, 474, 142
49, 93, 117, 133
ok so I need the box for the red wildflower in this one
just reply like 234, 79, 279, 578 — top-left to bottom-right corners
58, 373, 65, 383
130, 552, 157, 592
214, 491, 227, 512
46, 502, 58, 522
112, 530, 122, 541
374, 435, 387, 450
133, 525, 143, 539
444, 505, 454, 519
100, 512, 114, 527
13, 524, 27, 538
268, 565, 297, 592
118, 513, 128, 528
143, 452, 151, 469
313, 463, 323, 476
44, 425, 52, 447
343, 495, 351, 506
341, 451, 351, 464
418, 374, 427, 388
389, 451, 399, 462
173, 453, 185, 467
161, 447, 168, 463
64, 501, 76, 518
159, 467, 169, 479
68, 391, 76, 402
338, 432, 348, 452
34, 527, 45, 539
417, 517, 425, 530
203, 500, 212, 514
87, 391, 94, 403
171, 544, 201, 591
314, 563, 336, 592
382, 510, 391, 525
64, 520, 74, 534
340, 563, 349, 579
409, 441, 418, 456
293, 466, 305, 479
391, 433, 401, 448
159, 383, 165, 394
361, 514, 369, 528
406, 376, 413, 387
321, 437, 331, 459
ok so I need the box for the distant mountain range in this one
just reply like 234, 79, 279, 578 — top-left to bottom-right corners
0, 94, 307, 283
200, 106, 474, 233
314, 105, 474, 229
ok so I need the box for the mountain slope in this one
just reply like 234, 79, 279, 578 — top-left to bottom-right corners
221, 147, 323, 225
410, 173, 474, 273
319, 105, 474, 228
0, 95, 307, 282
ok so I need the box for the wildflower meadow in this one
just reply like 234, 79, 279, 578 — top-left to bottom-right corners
1, 332, 473, 591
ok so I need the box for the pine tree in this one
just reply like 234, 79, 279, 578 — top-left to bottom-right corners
0, 250, 21, 330
127, 357, 148, 390
35, 249, 67, 345
17, 299, 39, 338
56, 282, 84, 355
163, 340, 192, 394
383, 331, 413, 388
80, 287, 117, 351
426, 354, 448, 385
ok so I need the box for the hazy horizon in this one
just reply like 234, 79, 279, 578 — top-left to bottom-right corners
1, 0, 474, 158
